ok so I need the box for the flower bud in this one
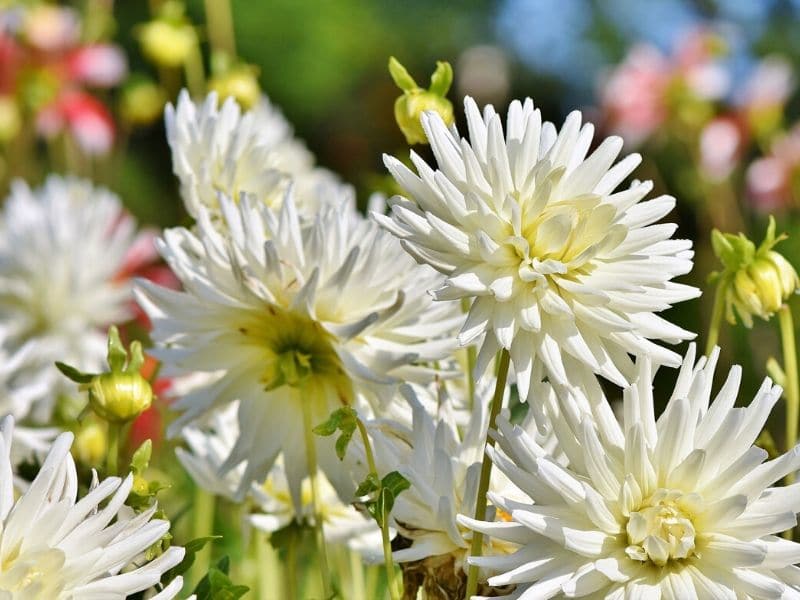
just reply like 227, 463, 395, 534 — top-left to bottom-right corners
119, 78, 166, 127
74, 421, 107, 466
208, 65, 261, 110
89, 372, 153, 424
389, 57, 454, 145
138, 19, 197, 68
712, 216, 799, 327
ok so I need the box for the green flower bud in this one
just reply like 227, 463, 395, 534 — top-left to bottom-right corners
88, 372, 153, 424
711, 216, 800, 327
389, 57, 454, 145
138, 18, 197, 68
74, 421, 107, 466
209, 64, 261, 110
120, 78, 166, 127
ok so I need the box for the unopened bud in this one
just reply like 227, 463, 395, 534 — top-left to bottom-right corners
712, 216, 799, 327
120, 78, 166, 126
74, 421, 107, 466
389, 57, 454, 145
208, 65, 261, 110
89, 372, 153, 424
138, 19, 197, 68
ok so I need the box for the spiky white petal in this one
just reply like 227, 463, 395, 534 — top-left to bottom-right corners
137, 192, 461, 503
378, 96, 699, 400
0, 176, 141, 419
0, 416, 184, 599
165, 91, 351, 221
461, 345, 800, 599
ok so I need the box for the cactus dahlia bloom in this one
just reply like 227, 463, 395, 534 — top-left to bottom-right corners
377, 97, 699, 403
165, 90, 348, 222
0, 417, 185, 599
0, 176, 145, 419
137, 193, 461, 502
460, 345, 800, 599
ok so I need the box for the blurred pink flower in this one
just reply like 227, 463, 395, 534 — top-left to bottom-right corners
746, 125, 800, 212
67, 44, 127, 88
23, 5, 80, 52
36, 90, 115, 155
739, 56, 794, 112
699, 115, 745, 181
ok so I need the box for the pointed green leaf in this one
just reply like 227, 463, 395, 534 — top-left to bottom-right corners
107, 326, 127, 373
127, 340, 146, 374
131, 439, 152, 474
355, 473, 380, 497
388, 56, 418, 92
381, 471, 411, 497
55, 361, 95, 384
429, 60, 453, 96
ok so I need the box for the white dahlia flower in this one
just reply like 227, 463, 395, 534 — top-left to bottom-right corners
176, 402, 382, 558
0, 416, 185, 599
137, 193, 461, 501
460, 345, 800, 599
166, 90, 349, 222
376, 96, 699, 401
0, 176, 142, 418
362, 381, 557, 596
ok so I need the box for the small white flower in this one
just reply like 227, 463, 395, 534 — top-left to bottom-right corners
377, 96, 699, 402
460, 345, 800, 598
0, 176, 142, 419
137, 194, 461, 502
0, 416, 185, 599
177, 403, 382, 559
165, 91, 350, 222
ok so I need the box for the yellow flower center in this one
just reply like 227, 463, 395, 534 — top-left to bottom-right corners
239, 305, 354, 405
625, 489, 700, 567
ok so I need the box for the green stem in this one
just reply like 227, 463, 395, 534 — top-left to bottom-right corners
461, 298, 477, 410
464, 349, 510, 599
189, 487, 215, 588
780, 304, 800, 458
349, 549, 366, 600
286, 526, 299, 600
356, 419, 401, 600
255, 532, 280, 600
183, 42, 206, 97
106, 422, 121, 476
203, 0, 236, 58
706, 277, 727, 357
301, 401, 333, 598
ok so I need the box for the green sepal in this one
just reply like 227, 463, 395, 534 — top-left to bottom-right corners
131, 439, 152, 475
388, 56, 418, 92
429, 61, 453, 96
55, 361, 95, 384
107, 326, 128, 373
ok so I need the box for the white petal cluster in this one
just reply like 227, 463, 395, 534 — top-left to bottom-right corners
461, 345, 800, 598
137, 192, 461, 501
166, 91, 350, 222
177, 403, 381, 557
0, 176, 139, 418
377, 97, 699, 402
0, 416, 185, 599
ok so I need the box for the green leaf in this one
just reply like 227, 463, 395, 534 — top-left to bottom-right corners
192, 556, 249, 600
131, 439, 152, 475
107, 326, 128, 373
335, 428, 355, 460
313, 407, 358, 460
388, 56, 418, 92
428, 60, 453, 96
163, 536, 221, 581
55, 361, 95, 384
381, 471, 411, 497
355, 473, 380, 497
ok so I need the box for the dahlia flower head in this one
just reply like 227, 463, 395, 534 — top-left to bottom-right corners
461, 345, 800, 599
137, 191, 462, 503
0, 416, 186, 599
365, 381, 559, 571
377, 96, 699, 404
166, 90, 350, 222
0, 176, 143, 420
176, 402, 382, 559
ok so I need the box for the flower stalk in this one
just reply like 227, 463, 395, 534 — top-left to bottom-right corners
780, 304, 800, 461
464, 348, 510, 599
706, 275, 728, 357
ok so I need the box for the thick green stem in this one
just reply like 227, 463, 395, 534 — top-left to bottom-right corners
356, 418, 401, 600
349, 549, 366, 600
301, 401, 333, 598
780, 305, 800, 458
464, 349, 511, 599
106, 422, 121, 476
706, 277, 727, 357
203, 0, 236, 58
461, 298, 477, 410
285, 526, 299, 600
255, 532, 280, 600
183, 42, 206, 98
189, 487, 215, 588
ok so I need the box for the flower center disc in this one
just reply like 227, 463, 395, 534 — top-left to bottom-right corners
625, 489, 699, 567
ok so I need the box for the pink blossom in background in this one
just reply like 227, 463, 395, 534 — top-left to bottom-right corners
23, 4, 80, 52
739, 55, 794, 113
36, 90, 115, 154
747, 125, 800, 212
67, 44, 127, 88
699, 115, 745, 181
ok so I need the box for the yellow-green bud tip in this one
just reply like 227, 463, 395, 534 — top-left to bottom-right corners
389, 57, 454, 145
208, 64, 261, 111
